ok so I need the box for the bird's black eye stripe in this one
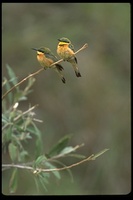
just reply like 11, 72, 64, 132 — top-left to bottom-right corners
38, 50, 44, 53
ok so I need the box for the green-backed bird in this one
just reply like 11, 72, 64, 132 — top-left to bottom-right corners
57, 37, 81, 77
32, 47, 66, 83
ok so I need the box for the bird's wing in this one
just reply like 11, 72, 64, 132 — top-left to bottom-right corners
45, 52, 64, 69
68, 43, 77, 63
68, 43, 75, 52
45, 52, 58, 62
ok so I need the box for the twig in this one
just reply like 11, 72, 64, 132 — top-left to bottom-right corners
2, 68, 44, 100
1, 155, 94, 173
13, 104, 39, 121
2, 43, 88, 100
2, 164, 33, 171
2, 149, 109, 173
74, 43, 88, 55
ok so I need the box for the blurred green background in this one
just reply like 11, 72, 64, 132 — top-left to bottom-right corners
2, 3, 131, 195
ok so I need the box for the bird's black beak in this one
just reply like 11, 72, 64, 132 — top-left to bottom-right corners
32, 48, 38, 51
58, 39, 61, 41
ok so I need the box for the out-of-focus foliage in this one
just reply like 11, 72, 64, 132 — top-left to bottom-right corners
2, 65, 108, 194
2, 3, 130, 195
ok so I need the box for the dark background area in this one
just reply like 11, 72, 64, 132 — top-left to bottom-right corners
2, 3, 131, 195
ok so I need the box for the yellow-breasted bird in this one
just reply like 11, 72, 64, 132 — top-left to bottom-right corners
57, 37, 81, 77
32, 47, 66, 83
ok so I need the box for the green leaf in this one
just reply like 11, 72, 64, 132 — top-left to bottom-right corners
34, 173, 48, 192
48, 134, 73, 157
19, 150, 29, 162
33, 176, 40, 193
6, 64, 18, 86
4, 77, 13, 104
19, 132, 32, 140
23, 117, 32, 129
2, 126, 12, 143
9, 168, 18, 193
28, 123, 43, 157
13, 124, 24, 133
35, 137, 43, 158
34, 155, 47, 167
8, 143, 18, 162
2, 95, 7, 112
4, 77, 11, 91
2, 113, 9, 124
29, 123, 42, 137
48, 159, 74, 182
24, 77, 36, 93
14, 91, 27, 102
59, 146, 75, 156
45, 162, 61, 179
38, 174, 48, 191
40, 172, 50, 184
9, 110, 17, 121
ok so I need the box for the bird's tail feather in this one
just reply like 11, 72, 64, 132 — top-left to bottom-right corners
56, 64, 64, 71
71, 63, 81, 77
54, 66, 66, 83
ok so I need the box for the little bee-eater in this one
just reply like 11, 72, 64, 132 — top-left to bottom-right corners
57, 37, 81, 77
32, 47, 66, 83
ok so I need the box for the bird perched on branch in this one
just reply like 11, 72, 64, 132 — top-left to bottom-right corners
57, 37, 81, 77
32, 47, 66, 83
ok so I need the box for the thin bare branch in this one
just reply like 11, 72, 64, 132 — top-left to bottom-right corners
2, 43, 88, 100
2, 154, 94, 173
75, 43, 88, 54
2, 68, 44, 100
2, 164, 33, 171
13, 104, 39, 121
2, 149, 109, 173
